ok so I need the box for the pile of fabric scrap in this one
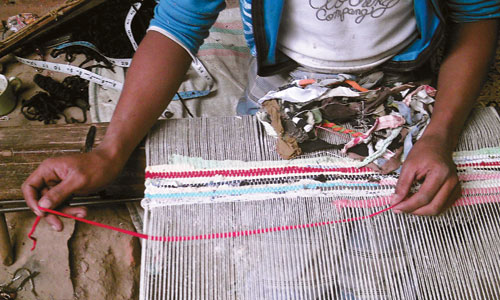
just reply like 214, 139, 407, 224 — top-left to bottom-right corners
1, 13, 39, 40
257, 73, 436, 174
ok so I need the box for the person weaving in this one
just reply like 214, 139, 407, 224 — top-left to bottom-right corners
21, 0, 499, 234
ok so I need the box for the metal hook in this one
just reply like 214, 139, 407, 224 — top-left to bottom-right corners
0, 268, 39, 297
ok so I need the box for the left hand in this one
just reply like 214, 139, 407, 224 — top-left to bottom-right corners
390, 134, 461, 216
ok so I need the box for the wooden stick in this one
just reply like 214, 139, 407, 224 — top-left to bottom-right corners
0, 197, 142, 213
0, 213, 14, 266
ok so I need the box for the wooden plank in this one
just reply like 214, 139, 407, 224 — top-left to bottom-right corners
0, 123, 108, 150
0, 122, 145, 200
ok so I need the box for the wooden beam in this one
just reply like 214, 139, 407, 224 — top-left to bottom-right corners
0, 122, 146, 201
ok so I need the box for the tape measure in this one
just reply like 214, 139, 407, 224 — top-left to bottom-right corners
52, 40, 214, 87
16, 56, 124, 90
16, 56, 213, 101
125, 2, 142, 51
53, 41, 132, 68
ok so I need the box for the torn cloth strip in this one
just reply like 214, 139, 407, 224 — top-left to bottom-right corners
256, 76, 435, 173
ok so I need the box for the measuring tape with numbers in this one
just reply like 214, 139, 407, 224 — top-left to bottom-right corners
53, 41, 133, 68
16, 55, 213, 101
51, 40, 214, 88
16, 56, 124, 90
125, 2, 142, 51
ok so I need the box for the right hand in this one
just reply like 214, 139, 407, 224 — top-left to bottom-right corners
22, 148, 125, 231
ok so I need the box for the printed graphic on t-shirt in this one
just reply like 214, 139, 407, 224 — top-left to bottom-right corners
278, 0, 417, 72
309, 0, 401, 24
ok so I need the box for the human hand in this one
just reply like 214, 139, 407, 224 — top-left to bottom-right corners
22, 149, 125, 231
390, 135, 461, 216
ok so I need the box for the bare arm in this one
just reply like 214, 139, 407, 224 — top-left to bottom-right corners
22, 31, 192, 230
391, 19, 499, 215
99, 31, 192, 165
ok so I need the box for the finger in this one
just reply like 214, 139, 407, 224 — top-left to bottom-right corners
38, 175, 85, 211
392, 171, 447, 213
43, 206, 88, 232
442, 182, 462, 211
391, 163, 417, 205
22, 166, 53, 216
61, 206, 88, 218
23, 160, 67, 215
44, 214, 63, 232
412, 182, 461, 216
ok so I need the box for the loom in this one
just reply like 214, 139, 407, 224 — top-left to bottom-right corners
139, 108, 500, 299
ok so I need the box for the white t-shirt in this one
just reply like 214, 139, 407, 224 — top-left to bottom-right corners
278, 0, 418, 73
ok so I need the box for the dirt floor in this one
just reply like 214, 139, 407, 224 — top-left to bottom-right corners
1, 1, 142, 299
1, 207, 141, 300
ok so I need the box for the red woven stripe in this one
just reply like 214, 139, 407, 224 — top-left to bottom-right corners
146, 166, 373, 179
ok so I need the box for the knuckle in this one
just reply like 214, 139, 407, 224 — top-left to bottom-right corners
21, 181, 36, 196
400, 163, 412, 172
415, 196, 431, 207
42, 157, 56, 166
435, 165, 449, 177
395, 178, 411, 191
427, 207, 441, 216
48, 188, 64, 201
74, 174, 90, 187
399, 176, 412, 186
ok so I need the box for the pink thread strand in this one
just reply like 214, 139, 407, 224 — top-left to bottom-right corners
28, 216, 41, 251
28, 204, 397, 250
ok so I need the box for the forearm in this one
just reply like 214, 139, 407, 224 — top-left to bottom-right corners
97, 31, 192, 164
423, 20, 498, 151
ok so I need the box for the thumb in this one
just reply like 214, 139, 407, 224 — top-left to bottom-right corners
391, 165, 415, 205
38, 176, 84, 210
38, 176, 85, 232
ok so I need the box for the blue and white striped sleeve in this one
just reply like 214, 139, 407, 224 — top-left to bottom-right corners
148, 0, 226, 57
447, 0, 500, 22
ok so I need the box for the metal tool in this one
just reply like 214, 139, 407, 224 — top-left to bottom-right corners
0, 268, 39, 299
83, 125, 97, 153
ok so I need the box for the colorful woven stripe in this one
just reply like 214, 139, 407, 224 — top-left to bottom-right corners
144, 148, 500, 207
